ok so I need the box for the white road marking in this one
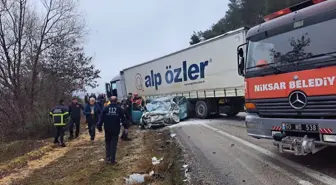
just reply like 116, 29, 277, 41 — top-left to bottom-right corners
202, 124, 336, 185
226, 144, 313, 185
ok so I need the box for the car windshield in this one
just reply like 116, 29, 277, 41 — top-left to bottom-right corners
246, 18, 336, 70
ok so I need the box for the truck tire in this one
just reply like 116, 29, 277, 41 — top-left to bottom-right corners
226, 110, 239, 117
195, 100, 208, 119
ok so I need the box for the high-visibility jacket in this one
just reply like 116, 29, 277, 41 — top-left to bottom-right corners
104, 101, 110, 107
49, 105, 69, 126
104, 100, 122, 107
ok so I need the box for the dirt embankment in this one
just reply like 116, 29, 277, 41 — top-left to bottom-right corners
0, 126, 185, 185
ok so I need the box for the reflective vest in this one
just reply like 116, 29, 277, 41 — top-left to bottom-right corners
49, 111, 69, 126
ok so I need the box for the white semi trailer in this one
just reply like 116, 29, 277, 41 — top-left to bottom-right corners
106, 27, 248, 118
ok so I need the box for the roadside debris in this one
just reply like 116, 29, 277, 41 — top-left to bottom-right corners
170, 133, 176, 138
124, 173, 146, 184
152, 156, 164, 165
182, 163, 191, 182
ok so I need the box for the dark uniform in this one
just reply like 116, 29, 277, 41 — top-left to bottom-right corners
97, 102, 125, 163
49, 101, 69, 147
125, 98, 132, 122
68, 102, 84, 138
120, 101, 131, 140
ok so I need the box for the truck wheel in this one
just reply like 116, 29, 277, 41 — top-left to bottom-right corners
195, 101, 208, 119
226, 110, 239, 117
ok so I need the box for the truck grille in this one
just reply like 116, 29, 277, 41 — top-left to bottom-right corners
252, 96, 336, 118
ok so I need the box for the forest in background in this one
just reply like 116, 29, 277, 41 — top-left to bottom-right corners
189, 0, 307, 45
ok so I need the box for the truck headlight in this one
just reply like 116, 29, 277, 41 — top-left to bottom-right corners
323, 135, 336, 142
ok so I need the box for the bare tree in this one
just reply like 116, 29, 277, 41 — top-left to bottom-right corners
0, 0, 100, 141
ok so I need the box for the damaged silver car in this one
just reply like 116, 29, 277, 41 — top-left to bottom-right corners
141, 96, 188, 129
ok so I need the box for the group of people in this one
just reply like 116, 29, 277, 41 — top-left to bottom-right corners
49, 94, 139, 164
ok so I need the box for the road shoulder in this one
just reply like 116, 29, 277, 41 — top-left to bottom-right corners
1, 127, 185, 185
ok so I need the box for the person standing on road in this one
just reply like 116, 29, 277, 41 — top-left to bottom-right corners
68, 97, 84, 139
83, 97, 101, 143
97, 96, 125, 164
120, 100, 131, 141
125, 93, 133, 123
133, 93, 145, 110
49, 100, 69, 147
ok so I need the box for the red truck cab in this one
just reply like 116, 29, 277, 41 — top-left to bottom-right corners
237, 0, 336, 155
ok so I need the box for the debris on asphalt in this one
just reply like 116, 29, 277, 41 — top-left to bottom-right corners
231, 143, 235, 147
152, 156, 164, 165
182, 163, 191, 182
213, 152, 216, 154
170, 133, 176, 138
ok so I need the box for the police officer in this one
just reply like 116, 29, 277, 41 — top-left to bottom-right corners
120, 100, 131, 141
68, 97, 84, 139
49, 100, 69, 147
97, 96, 125, 164
125, 93, 133, 122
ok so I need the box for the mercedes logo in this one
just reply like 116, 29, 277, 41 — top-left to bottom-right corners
293, 75, 299, 81
289, 91, 307, 109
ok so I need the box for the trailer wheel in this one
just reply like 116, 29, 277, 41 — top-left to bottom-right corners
195, 100, 208, 119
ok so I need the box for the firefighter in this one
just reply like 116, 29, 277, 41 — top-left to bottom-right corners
49, 100, 69, 147
97, 96, 125, 164
68, 97, 84, 139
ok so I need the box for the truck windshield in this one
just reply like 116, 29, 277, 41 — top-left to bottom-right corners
246, 18, 336, 71
111, 81, 117, 90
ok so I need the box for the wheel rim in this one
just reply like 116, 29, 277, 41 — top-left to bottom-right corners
197, 104, 205, 116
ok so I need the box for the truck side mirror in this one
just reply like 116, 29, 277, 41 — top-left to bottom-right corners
238, 48, 244, 58
105, 83, 112, 98
238, 57, 245, 76
237, 45, 246, 76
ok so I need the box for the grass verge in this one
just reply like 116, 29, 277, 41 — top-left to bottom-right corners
0, 144, 54, 179
8, 127, 185, 185
0, 140, 48, 163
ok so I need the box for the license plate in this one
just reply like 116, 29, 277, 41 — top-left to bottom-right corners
284, 123, 319, 132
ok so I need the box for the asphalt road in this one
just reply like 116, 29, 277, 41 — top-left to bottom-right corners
170, 113, 336, 185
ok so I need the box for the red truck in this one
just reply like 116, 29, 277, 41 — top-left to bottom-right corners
237, 0, 336, 155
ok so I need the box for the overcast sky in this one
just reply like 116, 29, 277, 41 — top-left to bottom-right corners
79, 0, 229, 93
